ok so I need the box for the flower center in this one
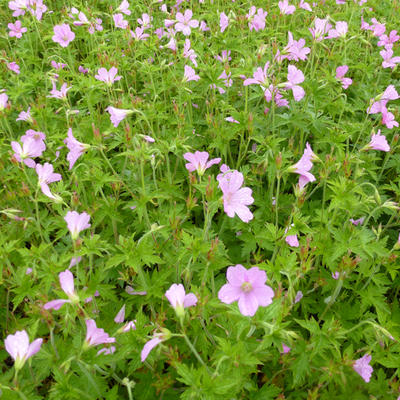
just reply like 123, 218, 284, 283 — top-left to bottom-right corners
241, 281, 252, 293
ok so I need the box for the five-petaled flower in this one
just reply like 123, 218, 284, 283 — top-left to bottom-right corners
289, 142, 318, 189
106, 106, 133, 127
36, 162, 62, 200
95, 67, 122, 85
165, 283, 197, 318
44, 270, 79, 310
218, 265, 274, 316
353, 354, 373, 383
183, 151, 221, 176
52, 24, 75, 47
64, 210, 91, 240
175, 10, 199, 36
64, 128, 89, 169
84, 319, 115, 349
5, 330, 42, 370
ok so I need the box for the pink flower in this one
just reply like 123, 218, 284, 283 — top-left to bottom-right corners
143, 135, 155, 143
220, 12, 229, 33
299, 0, 312, 11
7, 62, 20, 74
246, 7, 268, 32
225, 116, 239, 124
95, 67, 122, 85
35, 162, 62, 200
336, 65, 352, 89
294, 290, 303, 303
11, 135, 45, 168
48, 82, 71, 100
350, 217, 364, 226
79, 65, 88, 74
184, 151, 221, 175
64, 128, 89, 169
332, 271, 340, 279
218, 265, 274, 316
367, 130, 390, 152
327, 21, 348, 39
106, 106, 132, 127
64, 211, 91, 240
27, 0, 47, 21
284, 65, 305, 101
279, 0, 296, 15
244, 62, 270, 90
9, 0, 28, 17
382, 109, 399, 129
97, 346, 116, 356
282, 32, 310, 61
183, 39, 197, 66
52, 24, 75, 47
116, 0, 130, 15
114, 305, 125, 323
0, 92, 8, 111
285, 234, 299, 247
131, 27, 150, 41
290, 142, 317, 189
380, 48, 400, 69
353, 354, 373, 383
199, 21, 209, 32
137, 13, 152, 29
5, 330, 42, 370
141, 336, 162, 362
175, 10, 198, 36
121, 321, 136, 332
84, 319, 115, 347
309, 18, 332, 41
282, 343, 291, 353
218, 170, 254, 223
113, 13, 128, 29
51, 61, 67, 70
216, 50, 231, 63
377, 30, 399, 49
8, 20, 27, 38
17, 107, 32, 123
44, 270, 78, 310
183, 65, 200, 82
165, 284, 197, 317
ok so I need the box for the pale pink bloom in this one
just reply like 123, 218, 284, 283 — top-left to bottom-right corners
284, 65, 305, 101
246, 6, 268, 32
44, 270, 78, 310
113, 13, 128, 29
332, 271, 340, 279
290, 142, 316, 189
282, 32, 310, 61
52, 24, 75, 47
353, 354, 373, 383
17, 107, 32, 123
350, 217, 364, 226
184, 151, 220, 175
9, 0, 28, 17
79, 65, 88, 74
106, 106, 132, 127
199, 21, 209, 32
69, 256, 81, 268
26, 267, 33, 275
175, 10, 198, 36
64, 128, 89, 169
71, 10, 89, 26
35, 162, 62, 200
218, 265, 274, 316
294, 290, 303, 303
21, 129, 45, 142
27, 0, 47, 21
282, 343, 291, 353
309, 18, 332, 41
0, 93, 9, 111
7, 62, 20, 74
97, 346, 116, 355
64, 211, 91, 240
48, 82, 71, 100
327, 21, 348, 39
243, 62, 270, 90
117, 0, 130, 15
380, 48, 400, 69
125, 286, 147, 296
336, 65, 352, 89
51, 61, 67, 70
377, 30, 399, 49
131, 27, 150, 41
5, 330, 42, 370
85, 319, 115, 347
367, 130, 390, 152
218, 170, 254, 223
137, 13, 153, 29
8, 20, 27, 38
278, 0, 296, 15
370, 18, 386, 37
143, 135, 155, 142
382, 109, 399, 129
121, 321, 136, 332
220, 12, 229, 33
285, 234, 299, 247
299, 0, 312, 11
183, 65, 200, 82
183, 39, 197, 67
114, 305, 125, 323
215, 50, 231, 63
95, 67, 122, 85
11, 136, 45, 168
225, 116, 239, 124
165, 284, 197, 314
141, 336, 162, 362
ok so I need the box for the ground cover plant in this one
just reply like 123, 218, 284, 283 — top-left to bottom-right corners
1, 0, 400, 398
